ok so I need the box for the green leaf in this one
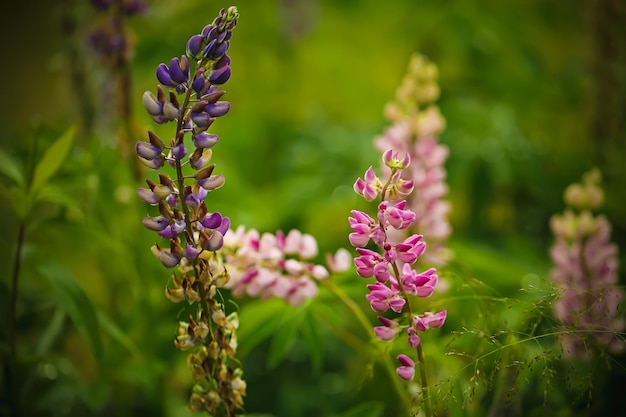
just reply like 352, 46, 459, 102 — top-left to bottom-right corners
0, 150, 24, 186
301, 310, 323, 373
97, 311, 141, 358
35, 307, 66, 355
31, 127, 75, 194
267, 306, 306, 369
332, 402, 384, 417
0, 185, 31, 220
39, 263, 103, 362
237, 298, 290, 355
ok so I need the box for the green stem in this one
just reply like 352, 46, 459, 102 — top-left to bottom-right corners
321, 280, 372, 336
321, 280, 411, 414
391, 261, 432, 417
416, 343, 432, 417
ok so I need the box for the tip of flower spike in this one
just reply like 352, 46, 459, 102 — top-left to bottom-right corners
382, 149, 410, 169
225, 6, 239, 23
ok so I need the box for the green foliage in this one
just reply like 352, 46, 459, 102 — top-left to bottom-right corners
31, 127, 75, 195
39, 263, 103, 363
1, 0, 625, 416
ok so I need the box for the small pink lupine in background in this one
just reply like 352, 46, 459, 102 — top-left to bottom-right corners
375, 54, 452, 266
350, 149, 447, 417
549, 168, 625, 360
223, 226, 351, 306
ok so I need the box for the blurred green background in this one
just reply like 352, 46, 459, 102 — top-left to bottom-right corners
1, 0, 625, 416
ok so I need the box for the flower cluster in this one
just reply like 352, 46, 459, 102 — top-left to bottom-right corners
349, 149, 447, 381
136, 7, 246, 415
375, 54, 451, 266
223, 226, 351, 306
549, 168, 625, 360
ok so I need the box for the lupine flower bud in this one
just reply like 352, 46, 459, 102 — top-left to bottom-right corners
186, 34, 205, 59
169, 56, 189, 84
158, 220, 186, 239
151, 245, 181, 268
374, 316, 398, 341
142, 91, 163, 116
206, 102, 231, 118
171, 143, 187, 159
156, 63, 173, 86
163, 101, 180, 120
142, 215, 169, 231
209, 64, 232, 85
413, 311, 447, 331
204, 230, 224, 251
396, 354, 415, 381
136, 141, 162, 160
193, 132, 219, 149
151, 183, 171, 200
139, 155, 165, 169
198, 174, 225, 191
137, 188, 159, 205
191, 113, 213, 128
190, 148, 213, 170
184, 244, 199, 261
201, 212, 223, 229
191, 70, 207, 94
217, 217, 230, 236
407, 327, 420, 348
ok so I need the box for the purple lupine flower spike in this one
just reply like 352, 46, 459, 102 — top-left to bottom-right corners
136, 7, 245, 414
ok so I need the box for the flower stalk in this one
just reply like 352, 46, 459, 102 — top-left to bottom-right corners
349, 149, 447, 416
136, 7, 245, 415
549, 168, 625, 359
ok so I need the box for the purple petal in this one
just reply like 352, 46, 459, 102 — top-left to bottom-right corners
206, 101, 230, 117
191, 112, 213, 128
156, 63, 173, 86
209, 65, 231, 85
205, 230, 224, 251
211, 41, 229, 59
136, 141, 162, 160
198, 174, 225, 191
142, 216, 169, 231
191, 74, 206, 94
142, 91, 162, 116
137, 188, 159, 205
397, 354, 414, 367
171, 143, 187, 159
217, 216, 230, 235
193, 132, 218, 149
202, 39, 217, 60
201, 212, 223, 229
186, 34, 205, 58
168, 57, 187, 84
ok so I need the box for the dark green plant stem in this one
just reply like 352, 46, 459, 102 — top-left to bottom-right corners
8, 220, 26, 417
